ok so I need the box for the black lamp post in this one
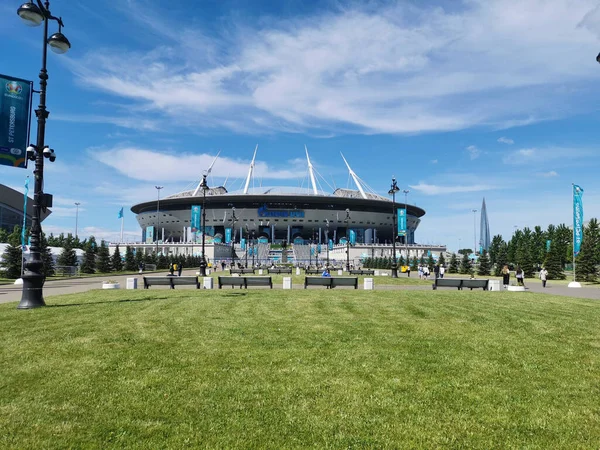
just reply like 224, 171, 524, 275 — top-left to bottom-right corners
230, 206, 237, 267
251, 229, 256, 267
388, 178, 400, 278
345, 209, 351, 272
403, 189, 409, 266
198, 174, 208, 276
17, 0, 70, 309
155, 185, 163, 256
245, 224, 249, 268
325, 219, 330, 268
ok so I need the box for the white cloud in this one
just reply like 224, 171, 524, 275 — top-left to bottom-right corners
497, 137, 514, 145
466, 145, 480, 160
502, 147, 593, 164
69, 0, 600, 135
90, 146, 304, 182
409, 183, 495, 195
540, 170, 559, 177
431, 159, 438, 164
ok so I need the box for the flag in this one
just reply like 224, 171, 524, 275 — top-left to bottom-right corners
573, 184, 584, 256
21, 177, 29, 248
118, 207, 123, 219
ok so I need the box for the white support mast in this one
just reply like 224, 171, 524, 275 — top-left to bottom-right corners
305, 145, 319, 195
243, 144, 258, 194
340, 152, 367, 199
193, 150, 221, 196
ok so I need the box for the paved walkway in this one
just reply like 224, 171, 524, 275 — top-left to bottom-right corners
1, 272, 599, 306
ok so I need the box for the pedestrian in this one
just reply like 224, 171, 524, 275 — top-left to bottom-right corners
138, 262, 143, 274
321, 267, 331, 277
221, 261, 226, 272
502, 265, 510, 288
439, 265, 445, 278
406, 265, 411, 277
539, 267, 548, 288
178, 262, 183, 277
418, 264, 423, 279
516, 266, 524, 287
434, 264, 440, 279
169, 263, 174, 276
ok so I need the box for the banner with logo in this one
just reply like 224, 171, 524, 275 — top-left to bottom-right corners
546, 239, 551, 253
190, 205, 200, 233
225, 228, 232, 244
328, 239, 333, 250
0, 74, 33, 169
145, 226, 155, 243
397, 208, 407, 236
241, 238, 246, 250
573, 184, 584, 256
349, 229, 356, 245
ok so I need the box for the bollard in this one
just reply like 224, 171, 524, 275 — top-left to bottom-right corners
364, 278, 374, 290
283, 276, 292, 289
203, 277, 214, 289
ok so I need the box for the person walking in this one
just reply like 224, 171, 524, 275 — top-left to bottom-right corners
169, 263, 175, 276
178, 262, 183, 277
439, 265, 445, 278
406, 265, 411, 277
516, 266, 524, 287
434, 264, 440, 279
539, 267, 548, 288
502, 265, 510, 288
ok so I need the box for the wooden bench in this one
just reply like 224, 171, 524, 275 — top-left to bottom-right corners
218, 276, 273, 289
143, 276, 200, 289
229, 268, 256, 275
304, 277, 358, 289
433, 278, 489, 290
349, 269, 375, 275
267, 267, 292, 274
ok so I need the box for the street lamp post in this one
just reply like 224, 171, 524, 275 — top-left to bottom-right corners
17, 0, 71, 309
230, 207, 237, 267
403, 189, 409, 266
251, 229, 256, 267
245, 224, 249, 268
472, 209, 478, 255
325, 219, 330, 268
388, 178, 400, 278
199, 175, 209, 276
155, 186, 163, 257
74, 202, 80, 240
345, 209, 351, 272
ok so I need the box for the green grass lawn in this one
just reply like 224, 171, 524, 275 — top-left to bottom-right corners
2, 290, 600, 448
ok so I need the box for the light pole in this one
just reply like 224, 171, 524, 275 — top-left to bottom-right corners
155, 185, 163, 256
17, 0, 71, 309
199, 174, 209, 276
388, 178, 400, 278
230, 206, 237, 267
325, 219, 330, 268
251, 229, 256, 267
245, 224, 249, 268
345, 208, 351, 272
403, 189, 409, 267
472, 209, 478, 255
74, 202, 80, 240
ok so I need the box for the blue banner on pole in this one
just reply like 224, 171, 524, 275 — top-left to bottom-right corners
0, 74, 33, 169
225, 228, 232, 244
328, 239, 333, 250
118, 207, 123, 219
349, 229, 356, 245
241, 238, 246, 250
146, 226, 155, 243
190, 205, 201, 233
546, 239, 551, 253
397, 208, 406, 236
21, 177, 28, 248
573, 184, 584, 256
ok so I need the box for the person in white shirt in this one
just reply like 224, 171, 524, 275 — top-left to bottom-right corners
439, 265, 445, 278
539, 267, 548, 288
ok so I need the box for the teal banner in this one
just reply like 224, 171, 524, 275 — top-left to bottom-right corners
349, 229, 356, 245
225, 228, 232, 243
546, 239, 551, 253
146, 226, 155, 243
0, 74, 32, 169
397, 208, 407, 236
190, 205, 201, 233
573, 185, 584, 256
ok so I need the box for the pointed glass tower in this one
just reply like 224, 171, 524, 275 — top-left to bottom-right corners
479, 198, 491, 252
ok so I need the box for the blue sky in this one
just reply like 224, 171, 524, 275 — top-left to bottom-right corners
1, 0, 600, 251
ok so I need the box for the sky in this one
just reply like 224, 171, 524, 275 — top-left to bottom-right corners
1, 0, 600, 251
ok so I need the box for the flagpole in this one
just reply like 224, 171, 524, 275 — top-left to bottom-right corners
120, 214, 124, 243
572, 183, 576, 283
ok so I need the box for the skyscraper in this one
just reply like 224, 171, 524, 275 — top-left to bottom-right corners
479, 198, 491, 252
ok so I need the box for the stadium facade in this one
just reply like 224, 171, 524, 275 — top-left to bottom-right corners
130, 149, 426, 247
0, 183, 51, 233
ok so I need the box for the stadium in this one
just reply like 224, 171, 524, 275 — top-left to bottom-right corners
130, 149, 426, 250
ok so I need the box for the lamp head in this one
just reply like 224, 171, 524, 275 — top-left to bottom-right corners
199, 174, 209, 191
17, 1, 44, 27
597, 52, 600, 64
48, 31, 71, 54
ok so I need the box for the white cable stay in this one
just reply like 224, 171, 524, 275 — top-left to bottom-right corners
193, 150, 221, 196
340, 152, 367, 199
243, 145, 258, 194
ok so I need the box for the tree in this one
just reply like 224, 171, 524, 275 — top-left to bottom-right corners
438, 253, 446, 267
458, 248, 472, 256
124, 246, 137, 271
96, 241, 112, 273
493, 243, 508, 277
57, 240, 78, 268
158, 253, 168, 270
80, 245, 96, 274
488, 234, 504, 267
427, 254, 435, 270
448, 253, 459, 273
477, 250, 491, 276
575, 220, 599, 282
0, 228, 8, 243
459, 253, 472, 275
543, 242, 565, 280
135, 248, 144, 270
0, 243, 22, 279
111, 245, 123, 272
40, 232, 55, 277
410, 256, 418, 271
